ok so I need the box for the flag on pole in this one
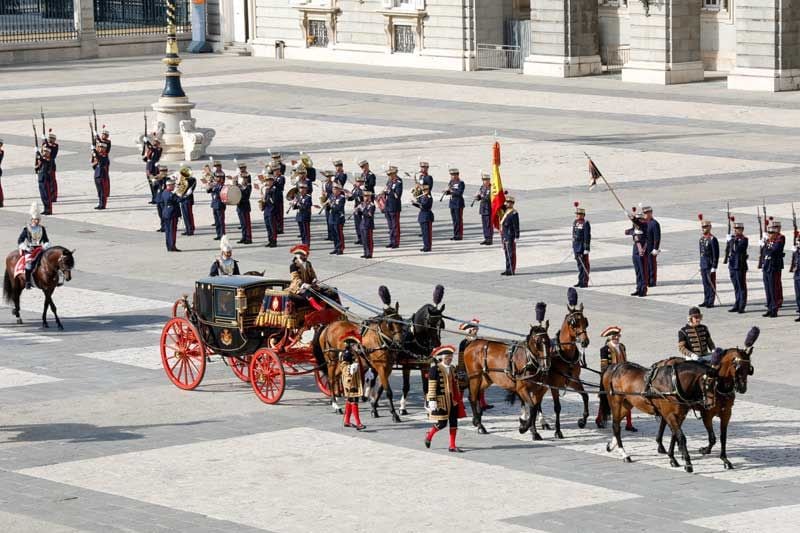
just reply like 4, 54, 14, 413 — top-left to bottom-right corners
490, 141, 506, 230
588, 157, 602, 191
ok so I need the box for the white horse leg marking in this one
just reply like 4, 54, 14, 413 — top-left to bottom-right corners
618, 446, 630, 461
400, 396, 407, 412
607, 438, 618, 452
519, 406, 530, 421
331, 398, 340, 411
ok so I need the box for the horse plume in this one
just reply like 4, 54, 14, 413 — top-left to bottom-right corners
433, 284, 444, 306
744, 326, 760, 348
567, 287, 578, 307
378, 285, 391, 307
535, 302, 546, 323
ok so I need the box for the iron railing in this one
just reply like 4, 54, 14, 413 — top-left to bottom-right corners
602, 45, 630, 72
477, 44, 522, 73
393, 24, 414, 54
94, 0, 190, 37
0, 0, 77, 44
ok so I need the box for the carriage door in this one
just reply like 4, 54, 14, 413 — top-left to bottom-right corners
232, 0, 249, 44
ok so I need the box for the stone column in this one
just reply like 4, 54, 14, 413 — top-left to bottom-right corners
728, 1, 800, 92
621, 0, 704, 85
523, 0, 602, 77
74, 0, 98, 59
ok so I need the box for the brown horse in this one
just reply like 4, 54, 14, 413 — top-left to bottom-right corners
538, 296, 591, 438
362, 295, 406, 422
3, 247, 75, 330
599, 358, 716, 472
313, 318, 366, 414
656, 327, 759, 471
462, 304, 552, 440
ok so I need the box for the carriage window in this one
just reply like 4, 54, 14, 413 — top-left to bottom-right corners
214, 288, 236, 319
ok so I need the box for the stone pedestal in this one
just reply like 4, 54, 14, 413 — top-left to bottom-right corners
150, 97, 215, 162
728, 1, 800, 92
523, 0, 602, 78
621, 1, 704, 85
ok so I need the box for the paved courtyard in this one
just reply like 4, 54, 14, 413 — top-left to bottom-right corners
1, 55, 800, 532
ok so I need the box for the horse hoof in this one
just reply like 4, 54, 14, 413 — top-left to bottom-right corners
723, 461, 734, 470
670, 460, 680, 468
595, 421, 606, 429
554, 430, 564, 439
606, 443, 612, 452
16, 318, 23, 324
685, 465, 694, 474
623, 457, 632, 463
699, 447, 711, 455
400, 409, 408, 416
657, 445, 667, 455
392, 415, 402, 423
478, 426, 488, 435
577, 418, 587, 429
542, 423, 551, 431
533, 432, 542, 441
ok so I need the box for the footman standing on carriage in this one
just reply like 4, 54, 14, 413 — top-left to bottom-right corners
475, 173, 492, 245
158, 177, 181, 252
444, 167, 465, 241
678, 307, 716, 363
357, 191, 375, 259
762, 220, 785, 318
17, 203, 50, 290
595, 326, 636, 432
209, 236, 240, 276
341, 334, 366, 431
330, 182, 346, 255
572, 202, 591, 288
698, 215, 720, 308
36, 145, 54, 215
727, 219, 748, 313
500, 196, 519, 276
425, 345, 466, 453
207, 167, 226, 241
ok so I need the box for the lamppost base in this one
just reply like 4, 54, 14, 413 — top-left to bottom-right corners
145, 96, 215, 162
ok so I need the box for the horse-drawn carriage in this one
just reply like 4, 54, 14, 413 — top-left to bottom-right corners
161, 276, 340, 404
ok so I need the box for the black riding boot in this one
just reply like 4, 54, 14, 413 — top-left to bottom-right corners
25, 269, 33, 290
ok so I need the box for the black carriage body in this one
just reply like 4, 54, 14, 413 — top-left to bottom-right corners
193, 276, 290, 357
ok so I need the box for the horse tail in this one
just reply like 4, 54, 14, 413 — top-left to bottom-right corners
599, 368, 611, 418
2, 269, 12, 304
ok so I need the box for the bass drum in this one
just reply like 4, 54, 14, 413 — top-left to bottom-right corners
375, 193, 387, 213
220, 184, 242, 206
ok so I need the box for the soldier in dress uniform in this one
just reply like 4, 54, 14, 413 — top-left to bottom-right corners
158, 177, 181, 252
792, 229, 800, 322
340, 334, 366, 430
209, 236, 240, 276
762, 220, 785, 317
384, 166, 403, 248
321, 170, 336, 242
270, 162, 285, 235
348, 175, 365, 245
236, 165, 253, 245
500, 196, 519, 276
92, 141, 110, 210
153, 166, 168, 232
96, 127, 112, 154
35, 145, 54, 215
259, 174, 278, 248
206, 167, 227, 240
178, 166, 196, 236
330, 182, 346, 255
357, 191, 375, 259
474, 173, 492, 245
17, 203, 50, 290
595, 326, 636, 432
572, 202, 591, 288
358, 159, 377, 193
413, 183, 434, 252
144, 138, 163, 204
443, 167, 465, 241
643, 206, 661, 287
418, 160, 433, 191
678, 307, 716, 362
290, 182, 312, 246
333, 159, 348, 187
270, 151, 286, 175
424, 345, 467, 453
43, 131, 59, 203
727, 219, 748, 313
625, 211, 648, 297
698, 215, 720, 308
0, 138, 4, 208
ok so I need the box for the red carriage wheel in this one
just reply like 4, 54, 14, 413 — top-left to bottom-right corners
172, 297, 190, 320
226, 356, 252, 383
161, 317, 206, 390
250, 349, 285, 405
314, 368, 332, 397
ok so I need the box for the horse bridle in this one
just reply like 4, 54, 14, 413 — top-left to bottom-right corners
526, 327, 550, 372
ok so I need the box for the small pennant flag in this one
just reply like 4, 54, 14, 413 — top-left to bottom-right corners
588, 158, 603, 191
490, 141, 506, 230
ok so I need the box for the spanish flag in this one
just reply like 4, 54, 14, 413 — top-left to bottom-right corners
490, 141, 506, 229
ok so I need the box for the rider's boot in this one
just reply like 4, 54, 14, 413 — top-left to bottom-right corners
25, 269, 33, 290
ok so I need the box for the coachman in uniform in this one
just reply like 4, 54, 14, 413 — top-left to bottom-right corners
424, 345, 467, 453
698, 215, 720, 308
17, 203, 50, 290
727, 219, 748, 313
475, 172, 492, 245
500, 196, 519, 276
413, 184, 434, 252
595, 326, 636, 432
762, 220, 785, 317
357, 191, 375, 259
384, 166, 403, 248
340, 334, 366, 430
625, 210, 648, 297
572, 202, 591, 288
678, 307, 716, 362
210, 236, 240, 276
643, 206, 661, 286
456, 319, 493, 411
444, 167, 465, 241
158, 177, 181, 252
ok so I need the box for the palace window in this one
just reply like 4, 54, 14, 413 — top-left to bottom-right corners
394, 25, 415, 53
308, 19, 328, 47
382, 0, 425, 10
292, 0, 338, 49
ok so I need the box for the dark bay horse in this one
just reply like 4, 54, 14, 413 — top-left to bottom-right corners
312, 318, 366, 414
656, 327, 759, 470
538, 295, 591, 438
600, 358, 717, 472
4, 247, 75, 330
398, 293, 446, 414
462, 304, 552, 440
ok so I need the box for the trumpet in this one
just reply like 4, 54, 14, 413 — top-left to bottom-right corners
317, 198, 331, 214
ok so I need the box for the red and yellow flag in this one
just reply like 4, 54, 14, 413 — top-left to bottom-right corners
490, 141, 506, 229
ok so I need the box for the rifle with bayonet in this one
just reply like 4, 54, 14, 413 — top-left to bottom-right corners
791, 203, 799, 273
723, 202, 732, 264
40, 106, 46, 137
32, 120, 40, 171
141, 110, 149, 157
89, 122, 97, 158
92, 104, 98, 136
757, 203, 766, 269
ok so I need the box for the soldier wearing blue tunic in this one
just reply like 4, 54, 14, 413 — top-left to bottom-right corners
762, 221, 785, 317
209, 236, 240, 276
330, 183, 346, 255
178, 166, 196, 236
272, 163, 286, 235
144, 138, 163, 204
572, 202, 591, 288
35, 146, 54, 215
727, 220, 748, 313
158, 178, 181, 252
44, 131, 59, 203
260, 175, 278, 248
474, 173, 492, 245
357, 191, 376, 259
290, 182, 312, 246
698, 217, 720, 308
333, 160, 348, 187
643, 206, 661, 287
206, 168, 226, 240
418, 161, 433, 192
92, 142, 110, 210
384, 167, 403, 248
414, 184, 434, 252
500, 197, 519, 276
236, 164, 253, 245
358, 159, 377, 193
348, 175, 365, 245
444, 168, 465, 241
625, 212, 648, 297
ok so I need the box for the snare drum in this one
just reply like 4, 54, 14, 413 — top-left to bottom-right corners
220, 184, 242, 206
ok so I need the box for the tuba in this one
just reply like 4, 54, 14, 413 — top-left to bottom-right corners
176, 174, 189, 196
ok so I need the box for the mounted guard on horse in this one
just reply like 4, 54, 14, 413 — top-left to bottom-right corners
17, 202, 51, 290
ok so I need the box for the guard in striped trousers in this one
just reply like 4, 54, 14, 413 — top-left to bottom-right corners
330, 182, 346, 255
572, 202, 591, 288
384, 166, 402, 248
358, 191, 375, 259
